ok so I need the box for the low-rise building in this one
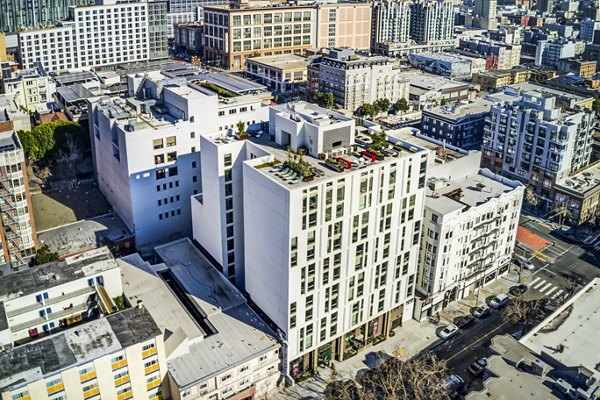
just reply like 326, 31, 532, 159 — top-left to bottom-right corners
414, 152, 524, 320
535, 38, 585, 68
119, 238, 281, 400
0, 62, 54, 112
472, 67, 532, 90
0, 94, 31, 132
408, 51, 487, 78
404, 73, 474, 110
556, 58, 597, 78
457, 38, 522, 70
420, 99, 494, 150
0, 247, 122, 348
0, 306, 167, 400
554, 161, 600, 226
245, 54, 309, 94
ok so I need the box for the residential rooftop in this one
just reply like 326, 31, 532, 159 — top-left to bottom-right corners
0, 247, 118, 303
386, 127, 466, 164
38, 213, 133, 258
505, 81, 593, 104
119, 238, 279, 389
246, 54, 309, 71
0, 131, 21, 154
425, 167, 523, 216
424, 99, 494, 121
404, 73, 470, 92
0, 306, 161, 392
555, 161, 600, 197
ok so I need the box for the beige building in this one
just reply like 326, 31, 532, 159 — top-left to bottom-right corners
203, 5, 316, 70
246, 54, 309, 93
472, 68, 532, 90
554, 161, 600, 226
314, 2, 372, 51
0, 306, 167, 400
556, 58, 597, 79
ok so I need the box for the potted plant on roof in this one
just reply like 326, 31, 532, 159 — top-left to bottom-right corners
235, 120, 249, 140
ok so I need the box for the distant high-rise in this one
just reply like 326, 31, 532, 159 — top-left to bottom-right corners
410, 0, 455, 44
473, 0, 497, 30
0, 0, 93, 33
372, 0, 412, 46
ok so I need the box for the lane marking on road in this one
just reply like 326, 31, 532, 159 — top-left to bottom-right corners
538, 282, 553, 293
445, 320, 511, 363
533, 280, 548, 290
545, 287, 558, 296
552, 289, 564, 299
529, 277, 541, 286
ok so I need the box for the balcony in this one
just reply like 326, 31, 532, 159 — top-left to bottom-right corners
10, 302, 90, 333
6, 286, 96, 319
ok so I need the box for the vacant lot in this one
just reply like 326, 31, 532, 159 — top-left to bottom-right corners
31, 183, 111, 231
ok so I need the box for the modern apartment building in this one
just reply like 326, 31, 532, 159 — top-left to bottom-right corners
0, 0, 93, 33
119, 239, 281, 400
203, 4, 316, 70
481, 87, 596, 211
409, 0, 455, 44
372, 0, 412, 46
0, 306, 167, 400
414, 152, 524, 320
0, 130, 37, 270
314, 2, 372, 51
316, 48, 410, 112
420, 99, 494, 150
17, 0, 168, 72
0, 62, 55, 112
472, 0, 497, 30
0, 247, 121, 347
89, 70, 269, 250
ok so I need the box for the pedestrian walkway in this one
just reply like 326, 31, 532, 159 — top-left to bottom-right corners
273, 273, 520, 400
528, 276, 563, 299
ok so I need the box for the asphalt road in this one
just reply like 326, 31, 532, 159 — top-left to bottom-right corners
429, 217, 600, 398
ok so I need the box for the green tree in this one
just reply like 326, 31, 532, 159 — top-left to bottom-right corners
314, 91, 334, 108
357, 103, 376, 118
18, 121, 88, 163
32, 245, 60, 266
325, 92, 334, 108
396, 98, 410, 112
374, 98, 391, 113
235, 120, 248, 139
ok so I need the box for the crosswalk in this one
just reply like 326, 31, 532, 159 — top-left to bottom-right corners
528, 277, 564, 299
584, 234, 600, 250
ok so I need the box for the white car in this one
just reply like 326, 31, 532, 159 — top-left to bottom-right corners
438, 324, 459, 340
514, 255, 534, 270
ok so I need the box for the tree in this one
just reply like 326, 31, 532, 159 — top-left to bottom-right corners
18, 121, 88, 163
325, 352, 450, 400
235, 120, 248, 139
396, 98, 410, 113
32, 245, 60, 266
524, 187, 539, 209
191, 55, 202, 67
357, 103, 376, 118
551, 203, 571, 228
593, 97, 600, 115
314, 91, 334, 108
502, 296, 546, 331
374, 98, 391, 114
325, 92, 334, 109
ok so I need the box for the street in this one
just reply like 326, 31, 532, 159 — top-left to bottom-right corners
431, 216, 600, 399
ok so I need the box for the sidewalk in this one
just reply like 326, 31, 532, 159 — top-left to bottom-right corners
273, 272, 521, 400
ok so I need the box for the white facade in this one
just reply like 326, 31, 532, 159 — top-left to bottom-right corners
18, 0, 154, 72
1, 65, 55, 111
0, 247, 122, 347
414, 152, 524, 320
0, 307, 167, 400
234, 102, 430, 376
91, 73, 269, 250
318, 49, 410, 112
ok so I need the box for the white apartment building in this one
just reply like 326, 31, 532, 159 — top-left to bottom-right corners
203, 101, 430, 378
0, 306, 167, 400
0, 63, 55, 112
317, 48, 410, 112
0, 247, 122, 347
119, 239, 280, 400
482, 87, 595, 211
18, 0, 167, 72
0, 130, 37, 270
414, 152, 524, 320
90, 71, 269, 250
535, 38, 585, 68
372, 0, 412, 46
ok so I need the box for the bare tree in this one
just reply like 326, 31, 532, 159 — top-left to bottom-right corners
503, 296, 546, 330
524, 188, 539, 209
325, 352, 450, 400
56, 136, 81, 175
551, 203, 571, 228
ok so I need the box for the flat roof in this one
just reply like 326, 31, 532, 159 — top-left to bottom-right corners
198, 72, 267, 95
0, 247, 118, 303
507, 82, 592, 102
53, 70, 97, 86
56, 84, 94, 103
555, 161, 600, 196
148, 238, 279, 388
38, 213, 133, 258
522, 279, 600, 375
0, 307, 161, 392
404, 73, 470, 91
386, 128, 466, 161
424, 99, 494, 121
425, 168, 521, 216
246, 54, 309, 71
0, 131, 20, 153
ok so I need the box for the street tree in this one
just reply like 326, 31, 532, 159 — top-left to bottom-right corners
502, 296, 546, 331
357, 103, 376, 118
524, 187, 539, 209
314, 91, 334, 108
395, 98, 410, 113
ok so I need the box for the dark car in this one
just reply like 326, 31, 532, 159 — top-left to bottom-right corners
455, 315, 476, 329
510, 284, 528, 296
468, 358, 488, 376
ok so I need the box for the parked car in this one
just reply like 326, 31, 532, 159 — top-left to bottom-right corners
455, 315, 476, 329
444, 374, 465, 391
510, 284, 528, 296
438, 324, 459, 339
489, 293, 509, 309
474, 304, 490, 318
514, 255, 534, 270
468, 358, 488, 376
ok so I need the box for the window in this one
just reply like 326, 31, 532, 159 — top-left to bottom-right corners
167, 152, 177, 162
153, 138, 163, 149
156, 169, 166, 180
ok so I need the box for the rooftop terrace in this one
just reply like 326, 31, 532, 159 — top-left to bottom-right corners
555, 161, 600, 196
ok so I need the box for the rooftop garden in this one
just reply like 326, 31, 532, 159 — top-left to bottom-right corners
284, 148, 314, 182
199, 81, 236, 98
